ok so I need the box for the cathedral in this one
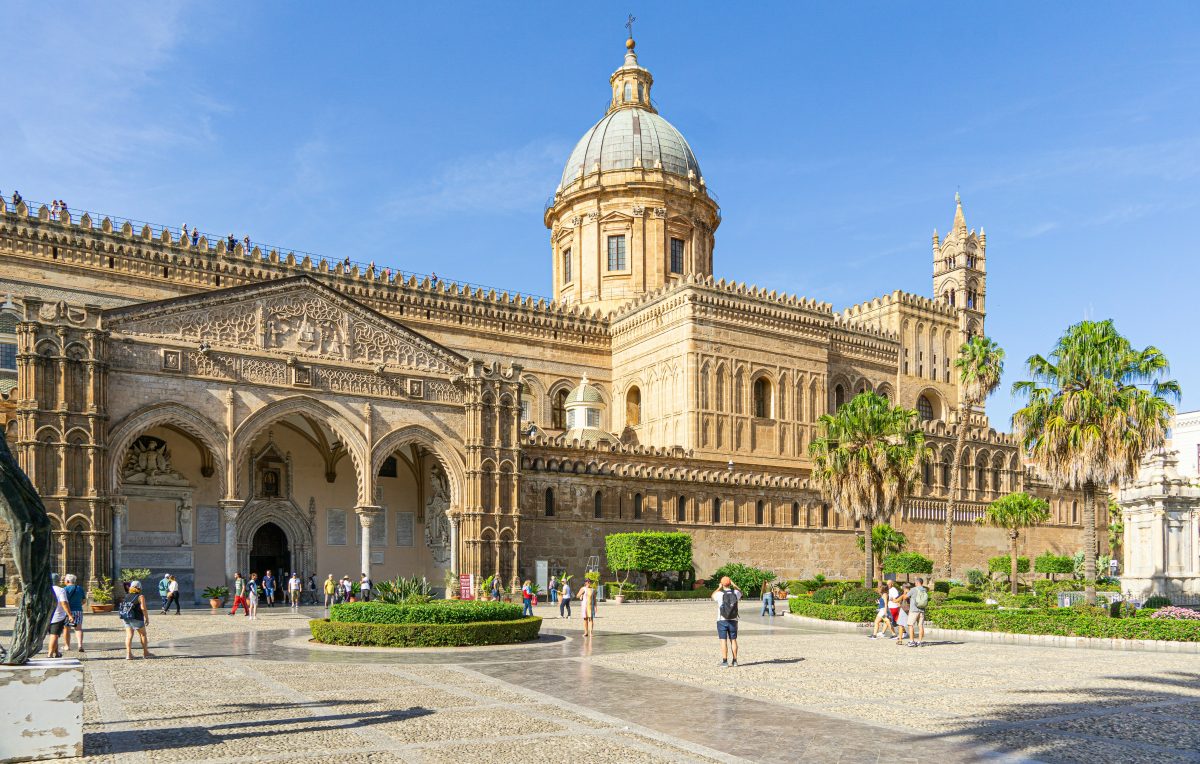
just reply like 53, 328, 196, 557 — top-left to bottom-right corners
0, 36, 1097, 602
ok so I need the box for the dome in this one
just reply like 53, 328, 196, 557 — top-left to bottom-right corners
565, 375, 605, 404
559, 108, 702, 191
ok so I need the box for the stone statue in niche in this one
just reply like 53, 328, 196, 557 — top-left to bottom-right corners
123, 436, 191, 487
424, 464, 451, 566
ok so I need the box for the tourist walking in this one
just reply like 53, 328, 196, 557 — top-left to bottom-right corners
341, 576, 353, 602
229, 572, 250, 616
906, 578, 929, 647
158, 571, 171, 608
247, 573, 260, 620
324, 574, 336, 607
869, 583, 896, 639
713, 576, 742, 667
263, 571, 275, 606
288, 572, 301, 609
559, 578, 573, 618
360, 573, 372, 602
549, 576, 559, 605
886, 579, 901, 629
521, 580, 534, 617
161, 574, 181, 614
760, 581, 775, 616
46, 575, 75, 658
118, 580, 151, 659
579, 579, 596, 637
62, 574, 86, 653
894, 582, 912, 645
490, 577, 500, 601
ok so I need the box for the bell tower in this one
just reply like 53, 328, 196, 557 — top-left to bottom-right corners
932, 193, 986, 336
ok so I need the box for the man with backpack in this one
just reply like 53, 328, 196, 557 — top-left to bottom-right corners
711, 576, 742, 668
158, 572, 171, 608
906, 578, 930, 647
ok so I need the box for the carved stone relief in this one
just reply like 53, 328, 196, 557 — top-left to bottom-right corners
425, 463, 451, 566
123, 436, 191, 487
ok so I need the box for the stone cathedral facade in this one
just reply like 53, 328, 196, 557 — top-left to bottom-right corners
0, 38, 1097, 601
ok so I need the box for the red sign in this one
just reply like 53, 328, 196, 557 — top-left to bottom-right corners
459, 573, 475, 600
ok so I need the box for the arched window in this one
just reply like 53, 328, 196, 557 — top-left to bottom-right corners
633, 493, 643, 520
834, 384, 845, 411
715, 368, 726, 411
917, 395, 934, 422
820, 504, 829, 527
1071, 501, 1078, 524
626, 386, 641, 426
791, 502, 801, 526
66, 521, 88, 586
753, 377, 772, 418
700, 366, 710, 409
637, 83, 644, 102
975, 454, 987, 491
922, 460, 932, 486
551, 389, 568, 429
594, 490, 603, 519
624, 83, 632, 102
677, 495, 686, 522
545, 487, 555, 517
755, 500, 765, 525
711, 498, 720, 524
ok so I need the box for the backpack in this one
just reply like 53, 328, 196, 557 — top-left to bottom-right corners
719, 589, 739, 620
910, 587, 929, 610
118, 596, 139, 620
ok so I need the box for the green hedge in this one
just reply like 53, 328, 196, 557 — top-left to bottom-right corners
989, 555, 1031, 574
882, 552, 934, 575
622, 589, 713, 601
605, 532, 693, 575
787, 597, 876, 623
928, 609, 1200, 642
1034, 553, 1075, 575
330, 601, 522, 625
310, 616, 542, 647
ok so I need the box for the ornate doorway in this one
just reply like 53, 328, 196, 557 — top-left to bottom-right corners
249, 522, 290, 578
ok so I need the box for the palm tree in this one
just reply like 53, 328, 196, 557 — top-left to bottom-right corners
810, 391, 927, 588
942, 335, 1006, 580
1012, 319, 1179, 604
855, 523, 907, 582
978, 492, 1051, 594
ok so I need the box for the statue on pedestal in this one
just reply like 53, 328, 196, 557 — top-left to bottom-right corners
0, 433, 52, 665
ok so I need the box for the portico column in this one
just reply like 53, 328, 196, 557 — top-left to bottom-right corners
449, 513, 459, 573
220, 499, 244, 586
356, 505, 381, 577
110, 497, 127, 582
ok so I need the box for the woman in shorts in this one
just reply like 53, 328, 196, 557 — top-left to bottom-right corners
62, 573, 86, 653
895, 583, 912, 645
119, 580, 152, 660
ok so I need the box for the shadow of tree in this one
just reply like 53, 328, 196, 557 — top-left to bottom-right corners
911, 671, 1200, 762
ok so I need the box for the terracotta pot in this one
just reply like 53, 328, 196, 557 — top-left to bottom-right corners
90, 604, 113, 614
348, 596, 357, 603
210, 599, 222, 609
614, 595, 626, 604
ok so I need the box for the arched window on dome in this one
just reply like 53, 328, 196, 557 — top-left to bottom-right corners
637, 83, 644, 102
626, 386, 641, 426
551, 389, 568, 429
624, 83, 632, 102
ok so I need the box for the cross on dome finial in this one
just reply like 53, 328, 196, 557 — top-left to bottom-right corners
625, 13, 636, 43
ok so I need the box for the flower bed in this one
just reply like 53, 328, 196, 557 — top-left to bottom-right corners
1150, 606, 1200, 621
330, 601, 522, 625
787, 597, 875, 623
311, 616, 542, 647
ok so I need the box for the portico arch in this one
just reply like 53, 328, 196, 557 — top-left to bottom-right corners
235, 497, 315, 578
107, 403, 226, 494
370, 424, 467, 512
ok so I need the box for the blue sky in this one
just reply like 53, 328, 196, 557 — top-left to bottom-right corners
3, 2, 1198, 427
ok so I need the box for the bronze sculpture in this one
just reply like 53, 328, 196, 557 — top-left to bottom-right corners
0, 433, 53, 664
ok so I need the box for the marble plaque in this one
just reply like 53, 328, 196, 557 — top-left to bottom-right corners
370, 514, 386, 548
196, 506, 220, 544
327, 509, 347, 546
395, 511, 415, 547
371, 551, 384, 565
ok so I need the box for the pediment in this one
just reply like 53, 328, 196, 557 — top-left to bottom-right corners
104, 276, 466, 375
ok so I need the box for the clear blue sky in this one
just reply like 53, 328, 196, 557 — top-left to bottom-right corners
3, 2, 1198, 427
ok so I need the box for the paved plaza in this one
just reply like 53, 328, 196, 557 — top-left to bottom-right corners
4, 601, 1200, 763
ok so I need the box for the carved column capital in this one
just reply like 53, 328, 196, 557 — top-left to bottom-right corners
219, 499, 244, 523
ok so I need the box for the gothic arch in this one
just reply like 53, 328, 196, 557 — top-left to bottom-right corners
107, 403, 226, 494
233, 396, 368, 504
371, 424, 467, 512
234, 497, 315, 577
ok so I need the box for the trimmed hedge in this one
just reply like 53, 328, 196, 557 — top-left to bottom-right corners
840, 588, 882, 607
989, 555, 1030, 574
928, 609, 1200, 642
311, 616, 542, 647
788, 597, 876, 623
330, 601, 522, 625
882, 552, 934, 575
623, 589, 713, 601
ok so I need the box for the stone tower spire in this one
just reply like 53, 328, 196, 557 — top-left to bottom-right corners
933, 193, 987, 337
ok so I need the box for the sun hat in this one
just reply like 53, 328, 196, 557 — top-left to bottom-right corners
129, 580, 142, 591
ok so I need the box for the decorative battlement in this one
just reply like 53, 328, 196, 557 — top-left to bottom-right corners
919, 418, 1017, 446
611, 272, 830, 320
839, 289, 959, 323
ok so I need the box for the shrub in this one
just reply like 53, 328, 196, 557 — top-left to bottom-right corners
606, 532, 693, 583
331, 601, 522, 625
933, 581, 951, 594
1150, 606, 1200, 621
1144, 595, 1172, 609
930, 591, 948, 606
202, 586, 229, 601
90, 576, 114, 605
988, 555, 1030, 575
882, 552, 934, 575
120, 568, 152, 582
709, 563, 776, 594
839, 588, 880, 607
927, 609, 1200, 642
946, 594, 983, 604
1034, 553, 1075, 576
933, 601, 996, 611
373, 575, 434, 604
948, 586, 976, 600
310, 616, 541, 647
787, 597, 875, 623
811, 586, 840, 604
965, 569, 988, 588
622, 589, 713, 601
995, 593, 1038, 609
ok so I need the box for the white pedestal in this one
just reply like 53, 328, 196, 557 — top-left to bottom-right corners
0, 659, 84, 762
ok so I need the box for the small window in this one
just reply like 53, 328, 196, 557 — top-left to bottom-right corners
753, 378, 772, 418
378, 456, 398, 478
545, 488, 555, 517
566, 410, 576, 429
670, 238, 685, 274
917, 395, 934, 422
792, 502, 801, 526
594, 490, 603, 519
755, 500, 765, 525
1071, 501, 1078, 524
624, 83, 632, 102
922, 461, 932, 486
820, 504, 829, 527
0, 314, 15, 333
941, 461, 951, 487
561, 248, 572, 284
834, 385, 845, 411
711, 498, 720, 524
637, 83, 644, 102
586, 409, 600, 428
633, 493, 643, 520
607, 235, 627, 271
626, 386, 641, 426
520, 399, 531, 423
0, 343, 15, 371
552, 390, 568, 429
677, 495, 686, 522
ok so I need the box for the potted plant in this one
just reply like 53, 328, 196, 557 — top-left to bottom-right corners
89, 576, 114, 613
203, 585, 229, 610
445, 570, 460, 600
481, 574, 495, 601
120, 567, 151, 593
349, 581, 360, 602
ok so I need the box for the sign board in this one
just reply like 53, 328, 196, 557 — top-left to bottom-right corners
459, 573, 475, 600
535, 560, 549, 597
